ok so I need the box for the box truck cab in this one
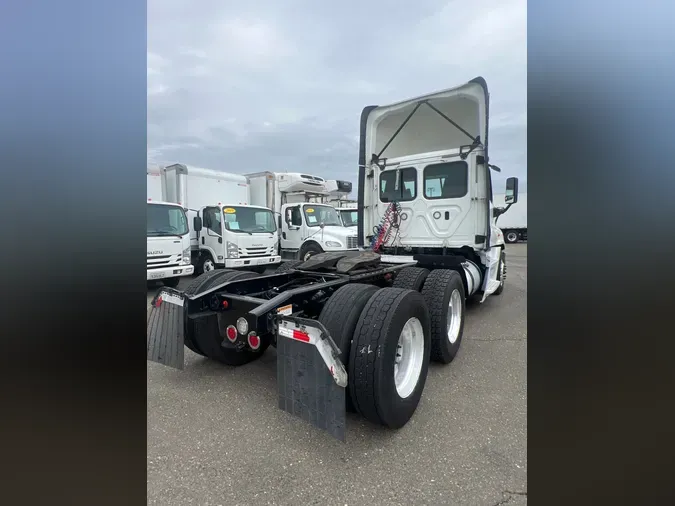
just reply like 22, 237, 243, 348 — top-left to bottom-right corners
337, 206, 358, 227
147, 166, 194, 285
161, 164, 281, 274
146, 200, 194, 286
247, 172, 358, 261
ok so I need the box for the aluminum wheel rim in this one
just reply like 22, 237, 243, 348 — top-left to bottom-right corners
203, 259, 214, 272
394, 317, 425, 399
507, 232, 517, 242
303, 251, 313, 261
446, 289, 462, 344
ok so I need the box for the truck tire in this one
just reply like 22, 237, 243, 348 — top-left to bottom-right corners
421, 269, 466, 364
318, 283, 380, 412
183, 270, 270, 365
275, 260, 303, 273
392, 267, 430, 292
349, 288, 431, 428
492, 251, 506, 296
504, 230, 518, 244
299, 242, 323, 261
195, 252, 217, 275
162, 276, 181, 288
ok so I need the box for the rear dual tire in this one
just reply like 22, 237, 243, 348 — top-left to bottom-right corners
348, 288, 431, 429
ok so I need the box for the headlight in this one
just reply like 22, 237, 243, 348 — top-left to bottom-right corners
182, 246, 191, 264
325, 241, 342, 248
226, 241, 239, 258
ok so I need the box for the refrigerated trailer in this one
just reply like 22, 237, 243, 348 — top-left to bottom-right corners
247, 172, 358, 261
493, 192, 527, 243
160, 164, 281, 274
147, 77, 521, 441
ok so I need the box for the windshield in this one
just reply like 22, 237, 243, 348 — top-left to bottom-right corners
303, 205, 342, 227
222, 206, 276, 234
340, 210, 358, 227
147, 203, 189, 236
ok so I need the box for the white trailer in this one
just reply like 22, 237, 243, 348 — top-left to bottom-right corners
247, 172, 358, 261
146, 166, 194, 285
493, 192, 527, 243
161, 164, 281, 274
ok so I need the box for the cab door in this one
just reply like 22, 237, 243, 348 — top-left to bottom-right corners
201, 206, 224, 262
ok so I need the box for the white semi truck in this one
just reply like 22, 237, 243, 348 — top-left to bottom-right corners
493, 191, 527, 243
148, 77, 521, 441
160, 164, 281, 274
146, 166, 194, 286
247, 172, 358, 261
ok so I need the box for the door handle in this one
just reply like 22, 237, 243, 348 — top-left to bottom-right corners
445, 211, 450, 220
201, 237, 204, 245
218, 237, 222, 244
282, 232, 287, 239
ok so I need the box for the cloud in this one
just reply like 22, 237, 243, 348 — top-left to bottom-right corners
148, 0, 527, 192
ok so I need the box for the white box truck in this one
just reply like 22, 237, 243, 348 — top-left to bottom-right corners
146, 165, 194, 286
247, 172, 358, 261
493, 191, 527, 243
161, 164, 281, 274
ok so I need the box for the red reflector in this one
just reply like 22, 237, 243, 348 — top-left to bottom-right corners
226, 326, 237, 342
222, 300, 229, 309
292, 330, 310, 342
155, 296, 163, 307
248, 333, 260, 349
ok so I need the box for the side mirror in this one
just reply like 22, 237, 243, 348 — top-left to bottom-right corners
320, 222, 325, 229
505, 177, 519, 204
193, 216, 202, 232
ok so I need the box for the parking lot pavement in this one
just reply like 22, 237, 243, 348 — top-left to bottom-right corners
147, 244, 527, 506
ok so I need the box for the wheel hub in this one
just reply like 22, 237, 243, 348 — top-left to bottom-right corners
394, 317, 425, 399
446, 289, 462, 344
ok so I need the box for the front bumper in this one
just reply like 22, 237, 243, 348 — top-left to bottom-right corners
224, 255, 281, 268
147, 264, 194, 281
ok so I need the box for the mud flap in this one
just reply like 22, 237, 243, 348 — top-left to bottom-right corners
276, 317, 347, 442
147, 289, 186, 370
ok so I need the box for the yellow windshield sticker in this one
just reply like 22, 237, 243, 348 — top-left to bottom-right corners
223, 207, 236, 214
306, 208, 314, 213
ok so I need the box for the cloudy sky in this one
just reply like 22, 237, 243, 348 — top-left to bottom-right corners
148, 0, 526, 194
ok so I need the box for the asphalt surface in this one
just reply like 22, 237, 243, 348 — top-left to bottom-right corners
147, 244, 527, 506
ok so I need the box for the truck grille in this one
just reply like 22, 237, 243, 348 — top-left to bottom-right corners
238, 246, 275, 258
147, 254, 181, 269
347, 236, 358, 249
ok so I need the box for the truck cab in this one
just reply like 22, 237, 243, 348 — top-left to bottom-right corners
192, 204, 280, 273
280, 202, 358, 261
359, 77, 519, 302
146, 200, 194, 286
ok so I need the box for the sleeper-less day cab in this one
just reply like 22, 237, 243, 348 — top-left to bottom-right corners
147, 77, 521, 441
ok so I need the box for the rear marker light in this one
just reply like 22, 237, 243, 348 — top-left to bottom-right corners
247, 332, 260, 350
154, 297, 163, 307
226, 325, 237, 342
221, 300, 229, 309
